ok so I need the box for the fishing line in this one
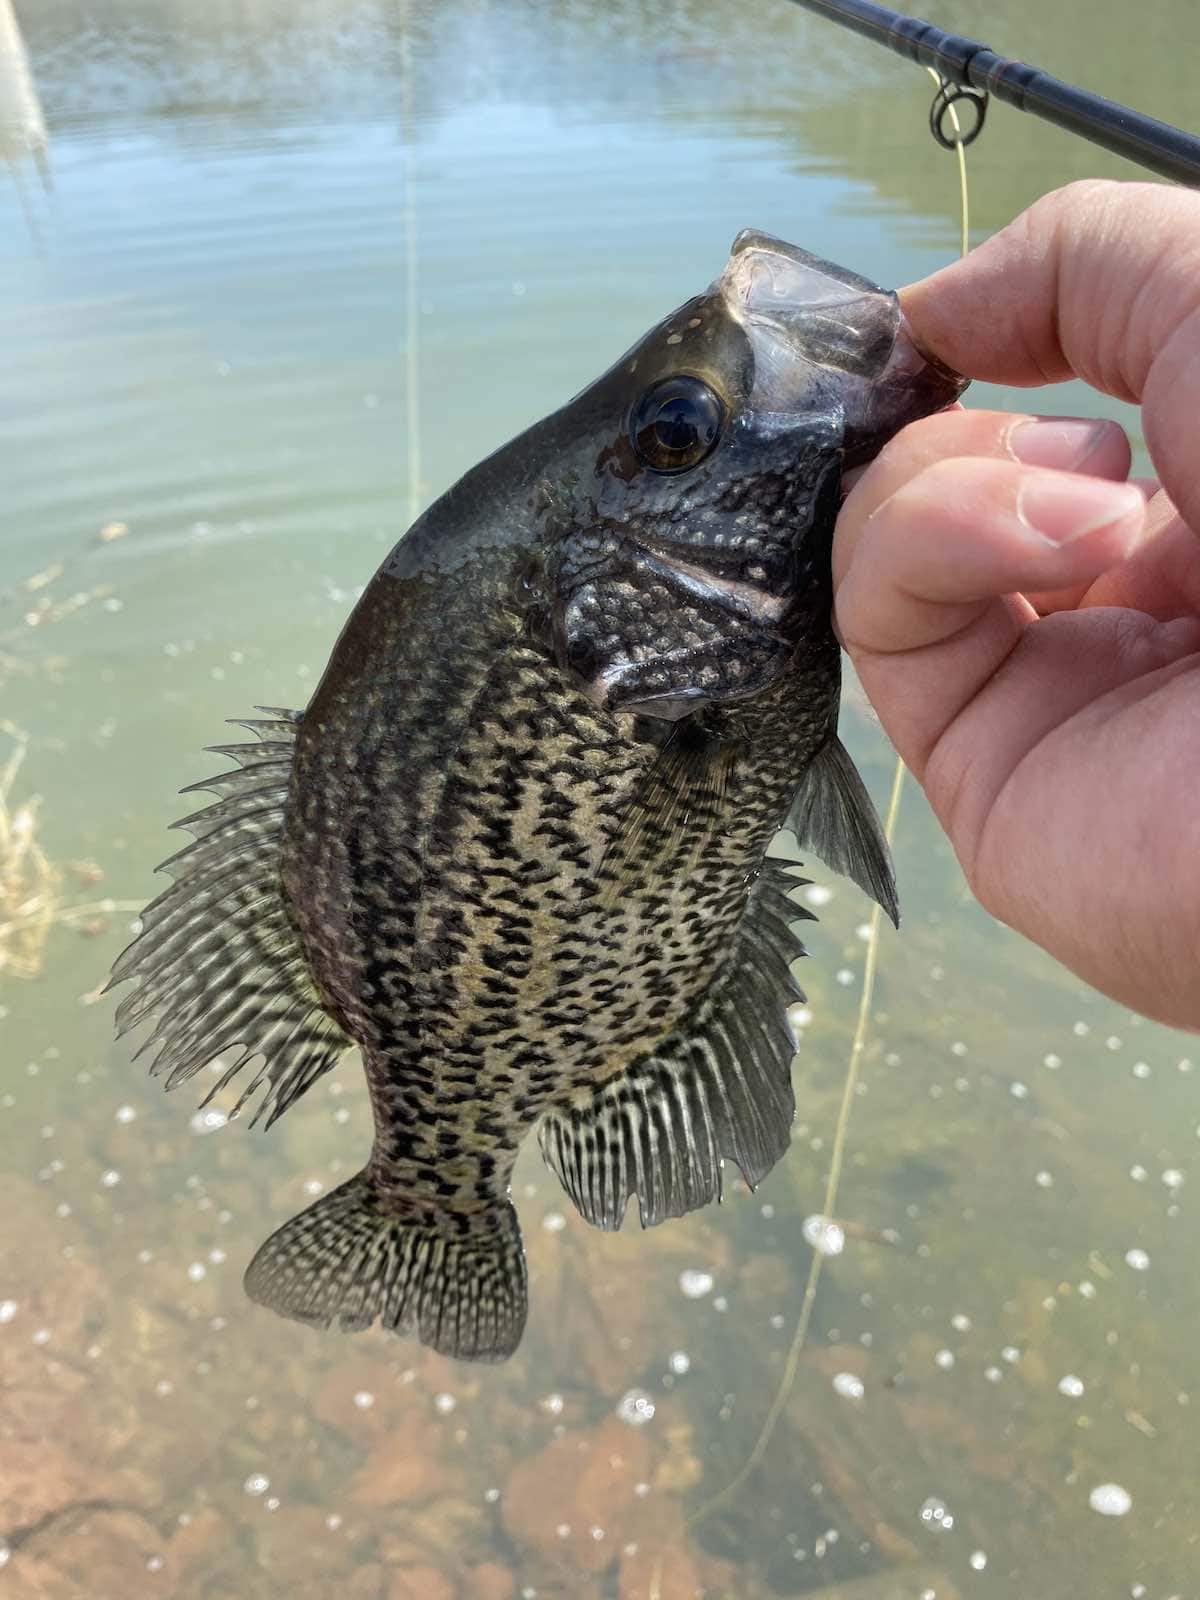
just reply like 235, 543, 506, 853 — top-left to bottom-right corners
650, 75, 973, 1597
399, 0, 422, 526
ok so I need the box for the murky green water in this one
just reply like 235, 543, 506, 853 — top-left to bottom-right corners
2, 2, 1198, 1595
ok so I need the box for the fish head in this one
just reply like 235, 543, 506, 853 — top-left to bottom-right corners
535, 230, 966, 721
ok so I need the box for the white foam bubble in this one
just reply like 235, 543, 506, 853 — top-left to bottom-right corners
802, 1215, 845, 1257
616, 1389, 656, 1427
1089, 1483, 1132, 1516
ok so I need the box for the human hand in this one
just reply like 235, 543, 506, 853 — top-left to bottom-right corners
833, 180, 1200, 1030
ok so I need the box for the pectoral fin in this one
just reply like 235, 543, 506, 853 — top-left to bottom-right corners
786, 735, 899, 926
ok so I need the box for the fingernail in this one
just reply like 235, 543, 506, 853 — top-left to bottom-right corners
1008, 417, 1116, 469
1018, 474, 1144, 545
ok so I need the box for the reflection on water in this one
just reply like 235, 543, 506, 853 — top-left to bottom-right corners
1, 2, 1197, 1596
0, 0, 48, 239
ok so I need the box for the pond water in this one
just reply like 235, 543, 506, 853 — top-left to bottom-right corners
2, 2, 1198, 1596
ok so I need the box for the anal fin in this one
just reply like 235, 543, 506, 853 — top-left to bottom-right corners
539, 859, 809, 1230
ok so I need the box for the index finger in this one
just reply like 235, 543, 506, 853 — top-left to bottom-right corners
901, 180, 1200, 532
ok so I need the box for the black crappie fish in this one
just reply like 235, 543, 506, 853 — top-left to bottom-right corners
111, 233, 965, 1361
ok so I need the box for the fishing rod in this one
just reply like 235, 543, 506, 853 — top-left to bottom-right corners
786, 0, 1200, 187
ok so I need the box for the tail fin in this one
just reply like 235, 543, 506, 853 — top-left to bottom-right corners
242, 1173, 528, 1362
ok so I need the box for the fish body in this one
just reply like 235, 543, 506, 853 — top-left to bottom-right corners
112, 234, 964, 1360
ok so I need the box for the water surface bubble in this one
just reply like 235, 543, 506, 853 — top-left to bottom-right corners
1089, 1483, 1132, 1516
934, 1349, 955, 1371
668, 1351, 691, 1375
918, 1496, 954, 1531
433, 1392, 457, 1415
950, 1313, 971, 1332
832, 1372, 864, 1400
969, 1550, 987, 1571
0, 1300, 17, 1324
1162, 1168, 1184, 1189
541, 1211, 566, 1233
244, 1474, 269, 1496
679, 1269, 714, 1299
101, 1169, 121, 1188
616, 1389, 655, 1426
353, 1391, 374, 1410
115, 1105, 137, 1123
1058, 1374, 1085, 1397
803, 884, 833, 908
1124, 1248, 1151, 1271
189, 1109, 228, 1135
802, 1215, 845, 1257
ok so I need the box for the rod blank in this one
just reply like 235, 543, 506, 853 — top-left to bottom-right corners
787, 0, 1200, 186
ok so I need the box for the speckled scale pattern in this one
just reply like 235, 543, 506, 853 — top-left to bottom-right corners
282, 550, 835, 1235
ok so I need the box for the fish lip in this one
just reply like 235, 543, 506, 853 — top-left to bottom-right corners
722, 231, 885, 304
718, 233, 968, 458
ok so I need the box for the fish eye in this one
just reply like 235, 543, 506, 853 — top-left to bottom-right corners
630, 376, 725, 474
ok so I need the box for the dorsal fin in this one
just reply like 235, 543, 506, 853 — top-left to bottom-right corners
538, 858, 812, 1229
107, 707, 350, 1128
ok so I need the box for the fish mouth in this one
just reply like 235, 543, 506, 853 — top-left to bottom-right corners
720, 231, 900, 380
719, 230, 968, 461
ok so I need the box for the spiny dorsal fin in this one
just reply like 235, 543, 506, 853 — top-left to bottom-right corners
786, 734, 899, 927
107, 707, 350, 1129
538, 857, 810, 1230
